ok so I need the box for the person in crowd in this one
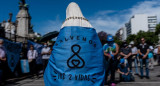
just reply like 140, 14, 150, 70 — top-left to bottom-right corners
49, 43, 54, 54
117, 58, 134, 82
41, 43, 51, 73
153, 46, 158, 63
120, 42, 132, 72
0, 39, 6, 85
130, 41, 139, 75
138, 38, 150, 79
103, 35, 119, 86
157, 45, 160, 65
148, 46, 154, 70
27, 45, 39, 78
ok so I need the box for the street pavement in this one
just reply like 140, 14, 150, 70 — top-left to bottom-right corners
5, 65, 160, 86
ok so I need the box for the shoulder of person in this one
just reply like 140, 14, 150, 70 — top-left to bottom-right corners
28, 50, 31, 52
139, 43, 142, 46
34, 50, 37, 52
138, 44, 142, 48
103, 44, 108, 48
42, 47, 46, 50
103, 43, 108, 46
47, 47, 51, 50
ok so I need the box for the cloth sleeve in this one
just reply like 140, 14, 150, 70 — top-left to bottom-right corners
137, 45, 140, 50
35, 50, 38, 58
41, 48, 44, 54
27, 50, 30, 59
103, 44, 106, 51
0, 49, 5, 58
135, 47, 138, 52
129, 48, 132, 53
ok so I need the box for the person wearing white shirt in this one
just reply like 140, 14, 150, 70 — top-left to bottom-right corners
0, 39, 6, 85
41, 43, 51, 72
27, 45, 38, 77
130, 41, 139, 75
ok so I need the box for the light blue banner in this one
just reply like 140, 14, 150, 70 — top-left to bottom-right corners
0, 38, 22, 72
44, 26, 105, 86
20, 59, 30, 73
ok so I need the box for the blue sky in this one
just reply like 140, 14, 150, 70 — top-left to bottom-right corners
0, 0, 160, 35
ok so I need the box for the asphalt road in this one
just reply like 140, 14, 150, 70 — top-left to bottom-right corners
5, 65, 160, 86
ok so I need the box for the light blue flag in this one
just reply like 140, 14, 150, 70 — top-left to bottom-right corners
44, 26, 105, 86
20, 59, 30, 73
0, 38, 22, 72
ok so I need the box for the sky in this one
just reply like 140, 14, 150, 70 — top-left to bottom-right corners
0, 0, 160, 35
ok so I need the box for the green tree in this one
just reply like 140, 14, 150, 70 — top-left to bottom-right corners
114, 36, 123, 47
127, 30, 158, 46
155, 23, 160, 35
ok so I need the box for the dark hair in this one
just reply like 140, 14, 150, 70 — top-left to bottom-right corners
30, 45, 34, 49
141, 37, 145, 40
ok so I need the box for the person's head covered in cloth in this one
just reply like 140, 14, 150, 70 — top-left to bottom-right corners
44, 2, 105, 86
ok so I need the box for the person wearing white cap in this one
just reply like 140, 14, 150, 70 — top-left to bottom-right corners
148, 45, 154, 70
130, 41, 139, 75
44, 2, 105, 86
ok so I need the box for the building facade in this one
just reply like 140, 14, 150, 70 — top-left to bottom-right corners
148, 16, 157, 32
115, 27, 127, 41
125, 14, 157, 37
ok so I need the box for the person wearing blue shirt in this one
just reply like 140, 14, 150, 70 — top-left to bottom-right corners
117, 58, 134, 82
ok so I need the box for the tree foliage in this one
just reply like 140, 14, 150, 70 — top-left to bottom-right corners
155, 23, 160, 35
126, 30, 158, 46
114, 36, 123, 47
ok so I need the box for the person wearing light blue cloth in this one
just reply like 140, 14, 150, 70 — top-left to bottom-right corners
44, 2, 105, 86
148, 46, 154, 70
103, 35, 119, 86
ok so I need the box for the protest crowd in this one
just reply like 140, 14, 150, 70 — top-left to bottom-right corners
0, 37, 54, 85
0, 33, 160, 86
102, 36, 160, 85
